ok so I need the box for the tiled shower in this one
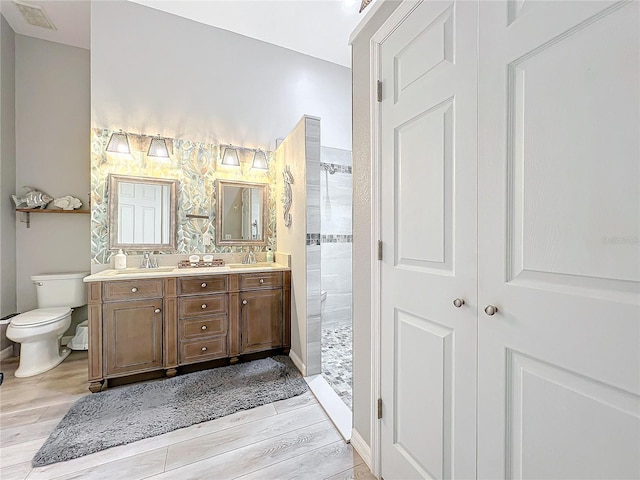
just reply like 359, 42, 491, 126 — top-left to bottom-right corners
319, 146, 353, 410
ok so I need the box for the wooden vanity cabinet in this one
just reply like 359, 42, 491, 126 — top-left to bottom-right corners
239, 272, 283, 354
87, 269, 290, 392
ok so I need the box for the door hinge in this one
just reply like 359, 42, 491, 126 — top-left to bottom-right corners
377, 80, 382, 102
377, 240, 383, 261
377, 398, 383, 419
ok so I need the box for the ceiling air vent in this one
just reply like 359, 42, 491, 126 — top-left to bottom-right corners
13, 1, 57, 30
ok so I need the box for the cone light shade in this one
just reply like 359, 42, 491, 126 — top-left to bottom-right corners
221, 146, 240, 166
147, 137, 170, 158
251, 150, 269, 170
106, 132, 130, 154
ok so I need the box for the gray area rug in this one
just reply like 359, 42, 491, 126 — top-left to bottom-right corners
32, 356, 307, 467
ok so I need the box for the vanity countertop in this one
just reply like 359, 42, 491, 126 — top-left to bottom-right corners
84, 263, 290, 282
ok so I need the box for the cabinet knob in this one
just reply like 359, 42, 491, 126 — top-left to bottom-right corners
201, 283, 207, 288
453, 298, 465, 308
201, 304, 207, 309
154, 308, 161, 314
201, 325, 207, 330
259, 278, 264, 284
484, 305, 498, 316
242, 299, 248, 305
131, 287, 138, 293
201, 347, 207, 352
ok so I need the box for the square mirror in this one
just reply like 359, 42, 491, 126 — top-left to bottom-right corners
216, 180, 269, 246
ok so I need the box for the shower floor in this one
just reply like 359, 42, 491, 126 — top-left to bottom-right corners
321, 323, 353, 410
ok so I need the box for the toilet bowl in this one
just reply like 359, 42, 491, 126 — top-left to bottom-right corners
6, 272, 88, 378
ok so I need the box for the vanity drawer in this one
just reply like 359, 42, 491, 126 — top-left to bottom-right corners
180, 336, 227, 364
239, 272, 282, 290
179, 294, 227, 317
103, 279, 163, 301
180, 315, 227, 340
178, 276, 228, 296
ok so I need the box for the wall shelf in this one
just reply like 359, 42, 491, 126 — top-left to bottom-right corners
16, 208, 90, 228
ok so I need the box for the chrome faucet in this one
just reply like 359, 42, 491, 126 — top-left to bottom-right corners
140, 252, 159, 269
242, 247, 257, 264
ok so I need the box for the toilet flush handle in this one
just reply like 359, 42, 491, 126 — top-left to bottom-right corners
36, 282, 43, 286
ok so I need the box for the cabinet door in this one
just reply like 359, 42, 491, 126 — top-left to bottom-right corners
104, 299, 163, 376
240, 289, 283, 354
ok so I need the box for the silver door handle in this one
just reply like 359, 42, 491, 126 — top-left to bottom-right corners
259, 278, 264, 284
242, 299, 248, 305
201, 304, 207, 309
484, 305, 498, 316
201, 325, 207, 330
201, 282, 207, 288
453, 298, 465, 308
201, 347, 207, 352
131, 287, 138, 293
154, 308, 161, 314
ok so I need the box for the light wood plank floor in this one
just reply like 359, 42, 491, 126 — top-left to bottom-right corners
0, 352, 375, 480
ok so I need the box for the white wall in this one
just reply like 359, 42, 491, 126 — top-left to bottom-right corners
0, 14, 17, 350
15, 36, 90, 324
91, 0, 352, 151
350, 0, 402, 450
275, 117, 310, 371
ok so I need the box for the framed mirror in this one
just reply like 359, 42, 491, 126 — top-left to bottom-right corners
108, 174, 178, 251
216, 180, 269, 246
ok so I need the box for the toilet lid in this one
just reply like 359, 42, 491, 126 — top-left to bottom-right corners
11, 307, 71, 327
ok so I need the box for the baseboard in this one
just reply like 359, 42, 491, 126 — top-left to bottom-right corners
351, 428, 372, 470
0, 345, 13, 361
288, 350, 306, 376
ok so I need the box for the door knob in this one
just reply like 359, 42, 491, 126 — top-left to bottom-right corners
201, 282, 207, 288
201, 325, 207, 330
242, 299, 248, 305
484, 305, 498, 316
154, 308, 161, 314
201, 347, 207, 352
131, 287, 138, 293
453, 298, 465, 308
201, 304, 207, 309
259, 278, 264, 284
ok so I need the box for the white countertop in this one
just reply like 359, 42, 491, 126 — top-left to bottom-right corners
84, 263, 290, 282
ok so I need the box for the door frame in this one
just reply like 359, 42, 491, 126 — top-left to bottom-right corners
368, 1, 424, 476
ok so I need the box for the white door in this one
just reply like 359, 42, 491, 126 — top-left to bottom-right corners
379, 1, 478, 478
478, 2, 640, 478
118, 182, 167, 244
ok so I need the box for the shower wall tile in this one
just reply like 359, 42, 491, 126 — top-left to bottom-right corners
321, 146, 352, 167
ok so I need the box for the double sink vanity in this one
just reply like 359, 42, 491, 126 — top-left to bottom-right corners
85, 263, 291, 393
85, 173, 289, 392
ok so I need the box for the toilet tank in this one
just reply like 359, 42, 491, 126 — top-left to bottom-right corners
31, 272, 89, 308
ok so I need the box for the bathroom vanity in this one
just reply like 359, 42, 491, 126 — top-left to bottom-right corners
85, 265, 291, 392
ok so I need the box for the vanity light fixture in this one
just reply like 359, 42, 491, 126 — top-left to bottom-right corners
221, 145, 240, 166
251, 149, 269, 171
105, 130, 131, 154
147, 135, 170, 158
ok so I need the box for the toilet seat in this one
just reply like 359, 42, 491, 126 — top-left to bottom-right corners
11, 307, 71, 327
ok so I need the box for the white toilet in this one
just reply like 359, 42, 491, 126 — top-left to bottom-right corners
6, 272, 88, 377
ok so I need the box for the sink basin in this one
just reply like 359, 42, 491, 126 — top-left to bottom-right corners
227, 262, 276, 269
116, 266, 176, 274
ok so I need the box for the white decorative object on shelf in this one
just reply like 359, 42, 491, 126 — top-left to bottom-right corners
53, 195, 82, 210
12, 186, 53, 209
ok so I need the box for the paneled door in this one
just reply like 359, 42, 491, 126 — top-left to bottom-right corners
477, 2, 640, 478
379, 1, 478, 478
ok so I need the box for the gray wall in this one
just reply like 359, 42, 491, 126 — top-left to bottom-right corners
0, 14, 17, 350
91, 1, 351, 151
351, 0, 401, 448
15, 36, 90, 324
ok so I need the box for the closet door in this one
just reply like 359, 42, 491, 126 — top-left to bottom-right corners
478, 2, 640, 478
379, 1, 478, 478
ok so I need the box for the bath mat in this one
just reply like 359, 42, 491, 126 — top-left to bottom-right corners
32, 356, 307, 466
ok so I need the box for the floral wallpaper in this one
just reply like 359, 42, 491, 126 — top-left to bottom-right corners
90, 128, 277, 265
